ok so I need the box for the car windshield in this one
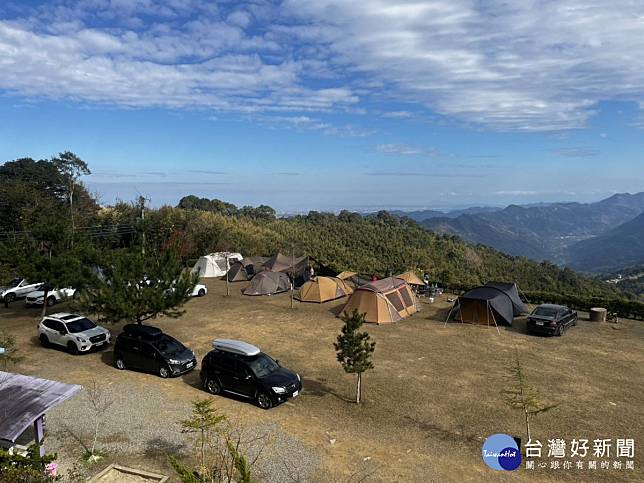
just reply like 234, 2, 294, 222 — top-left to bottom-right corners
247, 353, 280, 378
66, 318, 97, 333
7, 278, 22, 288
533, 306, 560, 318
152, 335, 185, 355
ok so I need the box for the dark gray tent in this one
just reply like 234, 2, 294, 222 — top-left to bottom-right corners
484, 281, 528, 316
447, 286, 516, 331
226, 261, 250, 282
241, 256, 268, 276
243, 271, 291, 296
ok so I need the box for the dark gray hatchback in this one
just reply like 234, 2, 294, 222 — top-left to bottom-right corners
527, 304, 577, 336
113, 324, 196, 378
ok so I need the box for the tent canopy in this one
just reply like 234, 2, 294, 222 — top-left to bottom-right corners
336, 271, 357, 280
0, 371, 81, 443
296, 276, 353, 303
396, 271, 425, 286
265, 253, 308, 275
243, 271, 291, 296
191, 252, 243, 278
341, 277, 417, 324
484, 281, 528, 316
455, 286, 515, 326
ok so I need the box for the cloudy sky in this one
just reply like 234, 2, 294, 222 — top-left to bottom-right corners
1, 0, 644, 212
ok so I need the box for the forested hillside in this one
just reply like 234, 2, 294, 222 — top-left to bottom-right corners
0, 156, 638, 315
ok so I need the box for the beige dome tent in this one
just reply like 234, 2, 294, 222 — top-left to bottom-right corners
191, 252, 243, 278
395, 271, 425, 286
340, 278, 418, 324
336, 271, 357, 280
296, 277, 353, 303
243, 271, 291, 296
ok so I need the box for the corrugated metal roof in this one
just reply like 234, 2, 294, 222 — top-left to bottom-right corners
0, 371, 81, 443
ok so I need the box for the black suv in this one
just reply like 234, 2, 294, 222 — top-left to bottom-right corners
200, 339, 302, 409
113, 324, 196, 378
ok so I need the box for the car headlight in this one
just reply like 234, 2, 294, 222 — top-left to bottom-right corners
272, 386, 287, 394
168, 359, 181, 365
76, 336, 88, 343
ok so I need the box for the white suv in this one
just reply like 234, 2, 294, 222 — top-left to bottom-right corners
26, 287, 77, 307
38, 313, 111, 355
1, 278, 43, 303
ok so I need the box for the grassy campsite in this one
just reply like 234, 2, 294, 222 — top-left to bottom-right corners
1, 278, 643, 482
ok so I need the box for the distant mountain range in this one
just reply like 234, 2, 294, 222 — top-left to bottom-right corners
391, 192, 644, 273
389, 206, 502, 221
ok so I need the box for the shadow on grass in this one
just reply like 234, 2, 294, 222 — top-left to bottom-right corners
303, 378, 353, 403
143, 436, 188, 460
403, 416, 480, 446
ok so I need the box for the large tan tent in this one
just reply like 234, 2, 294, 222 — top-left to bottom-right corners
395, 271, 425, 286
340, 278, 418, 324
296, 277, 353, 303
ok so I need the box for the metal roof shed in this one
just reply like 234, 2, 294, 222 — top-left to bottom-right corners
0, 371, 81, 456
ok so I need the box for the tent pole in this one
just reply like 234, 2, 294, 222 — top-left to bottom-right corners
444, 302, 456, 327
290, 248, 295, 309
490, 305, 501, 335
225, 254, 230, 297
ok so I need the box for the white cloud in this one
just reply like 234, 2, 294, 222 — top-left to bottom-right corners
376, 143, 434, 156
284, 0, 644, 131
2, 1, 644, 131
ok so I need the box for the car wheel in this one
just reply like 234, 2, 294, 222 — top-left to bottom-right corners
256, 392, 273, 410
39, 334, 50, 347
204, 377, 221, 395
5, 293, 16, 303
114, 356, 126, 370
198, 288, 206, 297
556, 324, 564, 336
159, 366, 170, 378
46, 296, 57, 307
67, 342, 79, 355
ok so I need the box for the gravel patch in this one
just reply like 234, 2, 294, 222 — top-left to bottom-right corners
44, 381, 318, 482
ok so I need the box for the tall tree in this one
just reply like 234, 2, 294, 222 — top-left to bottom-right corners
78, 246, 197, 325
334, 310, 376, 404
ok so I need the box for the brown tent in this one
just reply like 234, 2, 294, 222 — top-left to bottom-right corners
340, 277, 418, 324
243, 271, 291, 296
395, 271, 425, 286
336, 271, 357, 280
296, 277, 354, 303
265, 253, 308, 274
239, 256, 268, 276
225, 261, 250, 282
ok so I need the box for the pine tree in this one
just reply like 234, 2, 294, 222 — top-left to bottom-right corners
334, 310, 376, 404
501, 350, 559, 442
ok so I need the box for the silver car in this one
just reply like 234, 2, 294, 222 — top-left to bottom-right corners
38, 313, 111, 355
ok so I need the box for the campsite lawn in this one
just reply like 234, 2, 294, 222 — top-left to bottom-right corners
1, 279, 643, 482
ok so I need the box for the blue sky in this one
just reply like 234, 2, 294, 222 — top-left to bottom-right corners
1, 1, 644, 213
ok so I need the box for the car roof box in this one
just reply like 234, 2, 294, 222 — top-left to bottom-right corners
123, 324, 163, 339
212, 339, 260, 356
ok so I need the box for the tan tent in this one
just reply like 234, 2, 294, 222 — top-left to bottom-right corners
340, 278, 418, 324
296, 277, 353, 303
265, 253, 308, 274
336, 271, 357, 280
396, 271, 425, 286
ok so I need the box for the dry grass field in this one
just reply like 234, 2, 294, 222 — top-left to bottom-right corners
1, 279, 643, 482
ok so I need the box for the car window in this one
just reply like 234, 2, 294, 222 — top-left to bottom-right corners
53, 321, 66, 332
151, 335, 185, 356
42, 319, 56, 330
65, 317, 97, 333
141, 342, 157, 357
8, 278, 21, 288
215, 354, 235, 372
118, 336, 136, 350
533, 306, 559, 317
247, 353, 280, 378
